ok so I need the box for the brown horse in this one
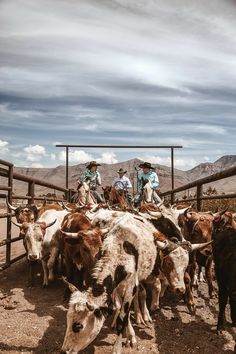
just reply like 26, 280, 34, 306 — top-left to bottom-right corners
102, 186, 130, 210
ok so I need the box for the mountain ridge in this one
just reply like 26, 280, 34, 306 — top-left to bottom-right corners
3, 154, 235, 196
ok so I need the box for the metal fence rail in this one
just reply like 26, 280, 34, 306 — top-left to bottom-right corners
0, 159, 69, 270
160, 165, 236, 210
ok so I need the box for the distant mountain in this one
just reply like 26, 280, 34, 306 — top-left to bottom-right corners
187, 155, 236, 179
1, 155, 236, 198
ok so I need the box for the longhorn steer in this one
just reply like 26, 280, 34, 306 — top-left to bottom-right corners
61, 210, 211, 354
60, 212, 104, 288
13, 209, 68, 286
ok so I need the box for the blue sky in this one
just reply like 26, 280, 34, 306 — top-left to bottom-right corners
0, 0, 236, 170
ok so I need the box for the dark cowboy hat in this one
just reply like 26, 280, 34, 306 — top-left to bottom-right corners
138, 161, 155, 169
86, 161, 101, 169
117, 168, 127, 174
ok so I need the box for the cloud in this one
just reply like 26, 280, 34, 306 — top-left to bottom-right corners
24, 144, 46, 161
139, 155, 198, 170
97, 152, 118, 164
0, 139, 9, 154
58, 149, 118, 165
1, 0, 236, 169
58, 150, 94, 164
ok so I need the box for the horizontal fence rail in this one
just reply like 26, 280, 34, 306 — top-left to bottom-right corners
0, 159, 70, 271
160, 165, 236, 210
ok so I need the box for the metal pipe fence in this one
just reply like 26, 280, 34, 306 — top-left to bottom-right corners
0, 159, 69, 270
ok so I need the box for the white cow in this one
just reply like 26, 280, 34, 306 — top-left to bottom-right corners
13, 209, 69, 286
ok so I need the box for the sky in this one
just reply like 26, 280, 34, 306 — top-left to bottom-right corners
0, 0, 236, 170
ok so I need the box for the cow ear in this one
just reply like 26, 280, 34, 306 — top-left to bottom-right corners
65, 236, 82, 245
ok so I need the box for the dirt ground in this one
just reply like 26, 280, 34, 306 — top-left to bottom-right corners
0, 259, 235, 354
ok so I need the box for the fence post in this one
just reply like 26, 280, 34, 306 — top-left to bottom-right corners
196, 184, 203, 211
171, 191, 175, 204
28, 181, 35, 205
6, 164, 13, 266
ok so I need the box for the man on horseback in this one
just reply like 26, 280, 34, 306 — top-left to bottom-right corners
78, 161, 104, 203
112, 168, 132, 203
133, 161, 162, 206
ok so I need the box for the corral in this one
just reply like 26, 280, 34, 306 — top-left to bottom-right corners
0, 157, 236, 353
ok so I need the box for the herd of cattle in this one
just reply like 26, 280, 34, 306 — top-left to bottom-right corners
6, 196, 236, 354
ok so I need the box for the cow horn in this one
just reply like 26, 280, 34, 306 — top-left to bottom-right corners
157, 199, 164, 207
147, 210, 162, 218
90, 204, 99, 213
60, 201, 73, 212
86, 302, 95, 311
11, 220, 23, 228
36, 204, 44, 211
155, 239, 169, 250
61, 276, 79, 293
60, 230, 78, 238
175, 207, 191, 217
45, 219, 57, 228
219, 207, 228, 215
100, 228, 109, 235
6, 199, 17, 211
190, 240, 213, 252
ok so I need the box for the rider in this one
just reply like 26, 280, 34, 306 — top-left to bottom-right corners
133, 161, 161, 206
78, 161, 104, 203
112, 168, 132, 203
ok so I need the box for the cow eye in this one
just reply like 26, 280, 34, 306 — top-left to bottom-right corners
72, 322, 83, 333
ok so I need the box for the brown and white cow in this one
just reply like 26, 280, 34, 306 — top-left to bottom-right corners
181, 208, 216, 298
59, 211, 105, 289
61, 210, 211, 354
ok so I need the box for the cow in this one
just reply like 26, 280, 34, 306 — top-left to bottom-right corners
212, 216, 236, 333
61, 211, 211, 354
181, 208, 216, 298
59, 212, 105, 290
141, 204, 210, 312
13, 209, 69, 286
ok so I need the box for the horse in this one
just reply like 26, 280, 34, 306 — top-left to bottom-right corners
73, 179, 97, 207
102, 184, 130, 210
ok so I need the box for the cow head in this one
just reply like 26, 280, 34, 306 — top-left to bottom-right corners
147, 204, 189, 241
61, 228, 104, 269
12, 219, 56, 261
61, 278, 110, 353
190, 215, 213, 256
154, 231, 213, 294
213, 208, 236, 232
6, 199, 49, 223
154, 232, 188, 294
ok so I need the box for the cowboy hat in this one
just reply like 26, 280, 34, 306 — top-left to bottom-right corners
86, 161, 101, 169
117, 168, 127, 174
138, 161, 155, 169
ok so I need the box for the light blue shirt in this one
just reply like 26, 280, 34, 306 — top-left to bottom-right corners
138, 171, 159, 192
78, 170, 101, 190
